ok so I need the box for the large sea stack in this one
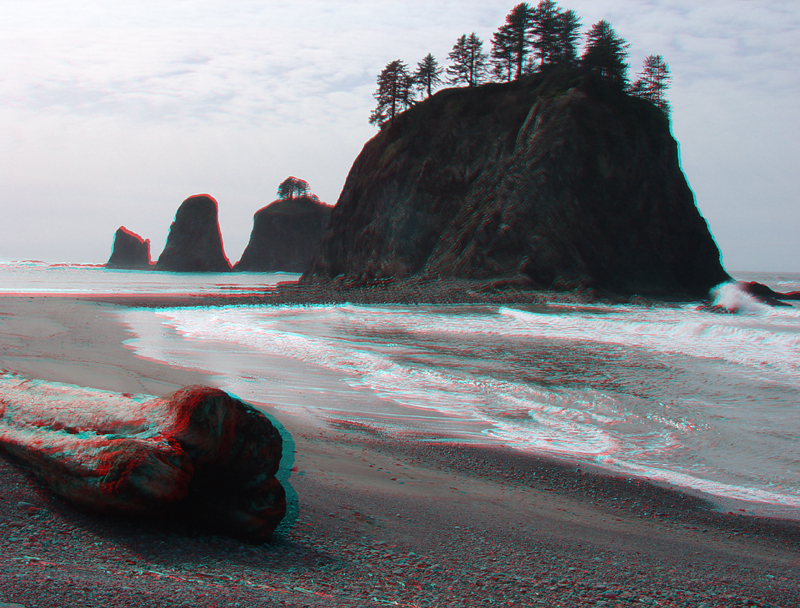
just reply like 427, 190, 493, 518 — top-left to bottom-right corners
305, 70, 730, 296
155, 194, 232, 272
105, 227, 153, 269
235, 196, 332, 273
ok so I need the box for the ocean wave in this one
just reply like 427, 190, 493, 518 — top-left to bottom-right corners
499, 303, 799, 378
119, 301, 800, 511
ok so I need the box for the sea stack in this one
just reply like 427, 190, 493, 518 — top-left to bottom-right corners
155, 194, 232, 272
305, 70, 730, 297
235, 196, 332, 273
105, 226, 153, 269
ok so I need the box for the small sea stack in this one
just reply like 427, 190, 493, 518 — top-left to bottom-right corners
105, 226, 153, 269
155, 194, 232, 272
235, 195, 332, 273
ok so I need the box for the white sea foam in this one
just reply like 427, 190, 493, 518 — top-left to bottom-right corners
120, 300, 800, 511
498, 303, 800, 378
710, 281, 775, 314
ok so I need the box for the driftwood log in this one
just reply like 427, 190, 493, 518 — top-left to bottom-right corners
0, 375, 285, 542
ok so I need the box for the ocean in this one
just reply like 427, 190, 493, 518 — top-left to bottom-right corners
2, 261, 799, 518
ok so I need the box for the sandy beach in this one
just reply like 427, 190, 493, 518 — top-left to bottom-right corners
1, 295, 799, 607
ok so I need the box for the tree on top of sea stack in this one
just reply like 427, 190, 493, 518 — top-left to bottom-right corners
631, 54, 672, 117
277, 176, 311, 201
491, 3, 535, 82
414, 53, 444, 98
581, 20, 630, 88
370, 59, 415, 127
447, 33, 488, 87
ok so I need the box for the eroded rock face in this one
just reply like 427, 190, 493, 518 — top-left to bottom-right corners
305, 71, 730, 297
235, 196, 332, 273
155, 194, 232, 272
0, 376, 285, 542
105, 227, 153, 269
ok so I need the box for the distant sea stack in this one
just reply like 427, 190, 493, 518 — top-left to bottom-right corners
105, 227, 153, 269
234, 196, 332, 273
155, 194, 232, 272
305, 70, 730, 297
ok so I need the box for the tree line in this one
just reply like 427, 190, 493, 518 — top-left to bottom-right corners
370, 1, 671, 127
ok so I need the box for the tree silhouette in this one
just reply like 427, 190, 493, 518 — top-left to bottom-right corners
581, 20, 630, 87
278, 177, 310, 200
369, 60, 415, 127
414, 53, 444, 98
447, 33, 488, 87
554, 9, 581, 65
532, 0, 562, 67
631, 54, 672, 116
491, 26, 515, 82
492, 3, 535, 81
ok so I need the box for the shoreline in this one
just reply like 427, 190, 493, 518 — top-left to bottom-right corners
1, 294, 799, 606
65, 276, 703, 308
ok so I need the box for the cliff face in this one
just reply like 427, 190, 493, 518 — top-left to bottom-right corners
155, 195, 231, 272
305, 71, 729, 296
234, 196, 331, 273
106, 227, 152, 269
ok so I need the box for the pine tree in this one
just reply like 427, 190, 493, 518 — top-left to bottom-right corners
277, 177, 310, 200
491, 25, 515, 82
532, 0, 562, 67
581, 20, 630, 87
503, 3, 536, 79
414, 53, 444, 98
447, 33, 488, 87
554, 9, 581, 65
369, 60, 415, 127
631, 54, 672, 116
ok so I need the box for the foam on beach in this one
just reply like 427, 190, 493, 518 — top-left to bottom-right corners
119, 301, 800, 513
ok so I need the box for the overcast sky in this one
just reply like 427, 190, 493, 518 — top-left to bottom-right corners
0, 1, 797, 271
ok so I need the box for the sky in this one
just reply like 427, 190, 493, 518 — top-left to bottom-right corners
0, 1, 797, 272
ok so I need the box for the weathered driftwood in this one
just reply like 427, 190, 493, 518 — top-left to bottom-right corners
0, 375, 285, 542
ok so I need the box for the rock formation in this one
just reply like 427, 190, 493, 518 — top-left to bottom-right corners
105, 226, 153, 269
740, 281, 800, 303
155, 194, 232, 272
0, 377, 285, 542
305, 70, 730, 297
234, 196, 332, 273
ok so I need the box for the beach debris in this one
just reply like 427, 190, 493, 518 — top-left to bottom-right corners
0, 376, 285, 542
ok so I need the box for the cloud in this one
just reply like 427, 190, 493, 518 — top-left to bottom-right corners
0, 0, 798, 269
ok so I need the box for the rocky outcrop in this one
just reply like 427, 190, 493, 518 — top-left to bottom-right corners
305, 70, 730, 297
155, 194, 231, 272
106, 226, 153, 270
741, 281, 800, 302
105, 227, 153, 269
235, 196, 332, 273
0, 378, 285, 542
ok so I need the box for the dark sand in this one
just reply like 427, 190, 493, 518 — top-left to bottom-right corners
1, 294, 799, 607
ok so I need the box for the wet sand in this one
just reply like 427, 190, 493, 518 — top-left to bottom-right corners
1, 295, 799, 607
